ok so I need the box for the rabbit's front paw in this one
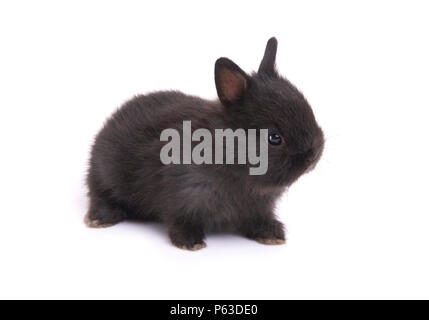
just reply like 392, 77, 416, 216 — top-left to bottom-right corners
176, 242, 207, 251
241, 218, 286, 245
169, 221, 207, 251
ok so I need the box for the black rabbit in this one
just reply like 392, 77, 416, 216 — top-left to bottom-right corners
86, 37, 324, 250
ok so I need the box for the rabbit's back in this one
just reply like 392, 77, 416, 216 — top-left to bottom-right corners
87, 91, 223, 219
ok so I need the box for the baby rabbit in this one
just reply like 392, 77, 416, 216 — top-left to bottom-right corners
86, 37, 324, 250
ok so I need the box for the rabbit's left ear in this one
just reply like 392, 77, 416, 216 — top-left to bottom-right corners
215, 58, 249, 106
258, 37, 278, 77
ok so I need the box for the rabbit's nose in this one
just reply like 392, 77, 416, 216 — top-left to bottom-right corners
308, 147, 322, 163
303, 148, 316, 163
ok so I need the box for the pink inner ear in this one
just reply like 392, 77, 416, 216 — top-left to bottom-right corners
219, 67, 247, 102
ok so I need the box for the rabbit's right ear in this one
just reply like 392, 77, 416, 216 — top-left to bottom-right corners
215, 58, 249, 106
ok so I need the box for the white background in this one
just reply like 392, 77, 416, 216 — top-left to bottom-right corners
1, 0, 428, 299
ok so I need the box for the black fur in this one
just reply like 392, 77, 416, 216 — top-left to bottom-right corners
86, 37, 324, 250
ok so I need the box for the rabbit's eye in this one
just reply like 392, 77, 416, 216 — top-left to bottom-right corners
268, 133, 282, 146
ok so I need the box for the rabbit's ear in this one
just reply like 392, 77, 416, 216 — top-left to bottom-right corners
258, 37, 278, 76
215, 58, 249, 105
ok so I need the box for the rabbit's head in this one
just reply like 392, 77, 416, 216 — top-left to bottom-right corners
215, 37, 324, 186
